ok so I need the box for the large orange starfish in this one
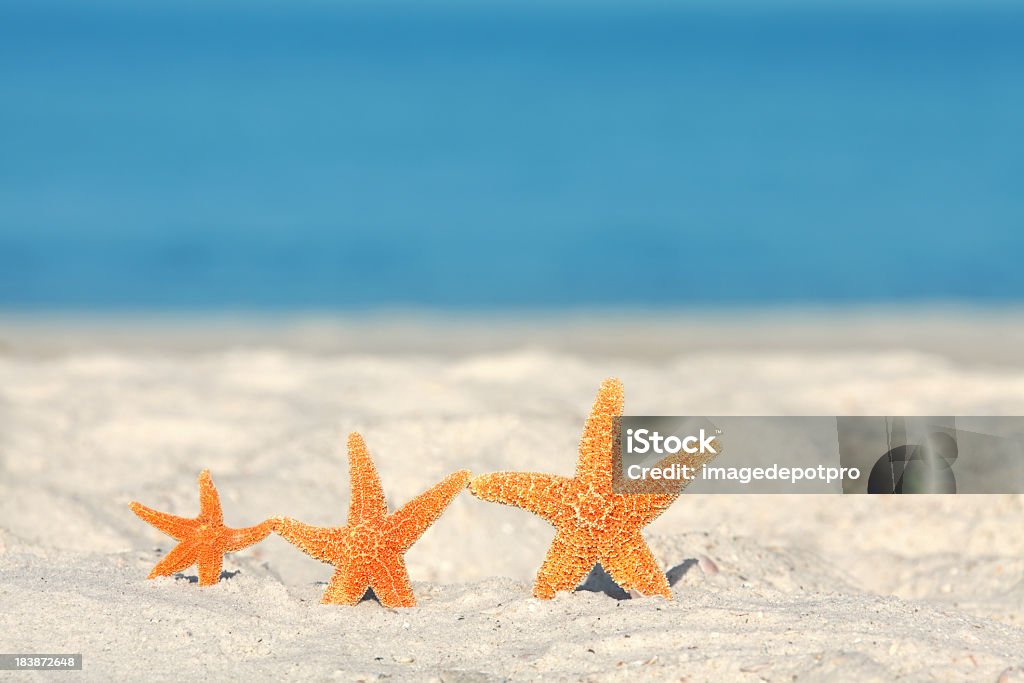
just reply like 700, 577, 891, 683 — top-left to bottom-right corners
130, 470, 275, 586
273, 433, 470, 607
471, 378, 717, 599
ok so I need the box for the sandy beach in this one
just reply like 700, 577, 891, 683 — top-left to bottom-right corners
5, 0, 1023, 678
2, 316, 1024, 681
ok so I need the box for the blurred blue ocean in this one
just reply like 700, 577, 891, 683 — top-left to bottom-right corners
1, 1, 1022, 310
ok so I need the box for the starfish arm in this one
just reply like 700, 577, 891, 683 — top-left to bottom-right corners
322, 563, 369, 606
469, 472, 571, 525
624, 493, 679, 527
615, 444, 723, 520
599, 532, 671, 598
533, 529, 599, 600
575, 378, 624, 488
347, 432, 388, 524
369, 555, 416, 608
130, 502, 199, 541
273, 517, 343, 564
196, 544, 224, 586
147, 541, 199, 579
197, 470, 224, 525
386, 470, 471, 552
223, 519, 276, 552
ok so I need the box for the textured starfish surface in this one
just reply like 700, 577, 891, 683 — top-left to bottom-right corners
273, 433, 470, 607
470, 378, 719, 599
130, 470, 275, 586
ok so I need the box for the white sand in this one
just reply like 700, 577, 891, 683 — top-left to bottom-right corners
2, 317, 1024, 681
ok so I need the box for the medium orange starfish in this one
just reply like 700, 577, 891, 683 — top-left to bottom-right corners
273, 433, 470, 607
470, 378, 718, 599
130, 470, 275, 586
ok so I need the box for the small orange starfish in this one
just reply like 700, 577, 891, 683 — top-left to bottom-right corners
273, 432, 470, 607
130, 470, 275, 586
471, 378, 717, 599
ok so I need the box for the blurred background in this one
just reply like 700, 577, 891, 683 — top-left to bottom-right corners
2, 0, 1022, 313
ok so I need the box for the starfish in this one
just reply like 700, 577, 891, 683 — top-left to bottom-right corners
130, 470, 275, 586
470, 378, 718, 599
272, 432, 470, 607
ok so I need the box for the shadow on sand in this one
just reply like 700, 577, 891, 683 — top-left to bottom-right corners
575, 559, 697, 600
176, 570, 241, 584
